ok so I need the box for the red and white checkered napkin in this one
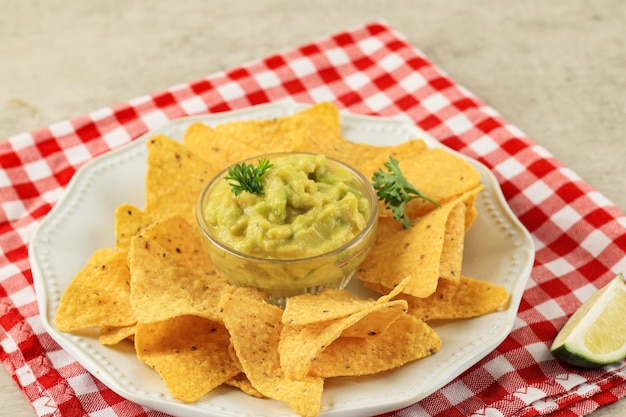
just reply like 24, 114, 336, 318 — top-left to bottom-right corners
2, 21, 626, 417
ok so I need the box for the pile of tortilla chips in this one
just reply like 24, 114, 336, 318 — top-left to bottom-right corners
54, 102, 510, 417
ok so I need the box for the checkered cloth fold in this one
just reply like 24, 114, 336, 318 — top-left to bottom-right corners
2, 21, 626, 417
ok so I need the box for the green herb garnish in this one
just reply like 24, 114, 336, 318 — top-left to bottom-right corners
372, 156, 440, 228
225, 158, 273, 196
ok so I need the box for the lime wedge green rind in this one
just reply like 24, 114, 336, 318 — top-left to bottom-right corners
550, 344, 622, 369
550, 273, 626, 369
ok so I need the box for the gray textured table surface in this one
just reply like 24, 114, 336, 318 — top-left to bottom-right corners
2, 1, 625, 416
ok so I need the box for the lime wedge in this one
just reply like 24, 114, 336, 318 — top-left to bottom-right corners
550, 273, 626, 368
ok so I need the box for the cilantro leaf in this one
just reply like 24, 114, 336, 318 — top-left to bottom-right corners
225, 158, 273, 196
372, 156, 440, 228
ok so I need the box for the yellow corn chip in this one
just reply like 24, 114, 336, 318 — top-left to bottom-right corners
114, 203, 153, 251
183, 121, 259, 167
309, 314, 441, 378
356, 138, 429, 180
438, 201, 466, 283
54, 248, 135, 332
358, 188, 482, 298
279, 299, 407, 380
99, 324, 136, 345
375, 275, 413, 303
224, 373, 265, 398
376, 148, 482, 220
144, 134, 216, 225
292, 112, 429, 178
135, 315, 239, 403
129, 234, 229, 324
139, 214, 221, 278
403, 276, 510, 321
339, 301, 406, 338
196, 102, 338, 159
282, 289, 373, 326
220, 289, 323, 417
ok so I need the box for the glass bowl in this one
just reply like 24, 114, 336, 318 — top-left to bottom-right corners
196, 152, 379, 307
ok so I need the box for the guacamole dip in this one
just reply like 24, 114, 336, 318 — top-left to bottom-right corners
203, 154, 371, 259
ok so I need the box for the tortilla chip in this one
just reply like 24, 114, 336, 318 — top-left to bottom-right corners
114, 203, 153, 251
212, 118, 300, 153
224, 373, 265, 398
282, 289, 374, 326
139, 215, 221, 278
292, 111, 430, 177
192, 102, 338, 162
438, 201, 465, 283
356, 139, 428, 180
283, 102, 342, 152
129, 234, 229, 324
309, 314, 441, 378
54, 248, 135, 332
219, 289, 323, 417
182, 102, 343, 173
374, 275, 413, 303
462, 188, 481, 230
339, 302, 406, 338
135, 315, 239, 403
402, 276, 510, 321
279, 299, 407, 380
357, 188, 482, 298
99, 324, 136, 345
294, 101, 342, 134
144, 134, 216, 225
183, 121, 259, 167
376, 148, 482, 220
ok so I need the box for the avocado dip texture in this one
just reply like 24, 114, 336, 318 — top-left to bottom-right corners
203, 153, 371, 259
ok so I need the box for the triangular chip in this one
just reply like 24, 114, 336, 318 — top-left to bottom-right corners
374, 275, 413, 304
144, 134, 216, 225
129, 234, 230, 324
355, 138, 429, 182
282, 289, 374, 326
339, 301, 406, 338
248, 101, 340, 152
401, 276, 510, 321
183, 121, 259, 168
358, 188, 481, 298
99, 324, 136, 345
139, 214, 221, 278
224, 373, 265, 398
220, 289, 324, 417
309, 314, 441, 378
54, 248, 136, 332
114, 203, 154, 251
438, 201, 466, 283
279, 298, 407, 380
135, 315, 239, 402
292, 106, 430, 177
211, 118, 300, 153
387, 147, 483, 219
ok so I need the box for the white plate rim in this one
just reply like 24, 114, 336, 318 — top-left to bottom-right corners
30, 101, 535, 417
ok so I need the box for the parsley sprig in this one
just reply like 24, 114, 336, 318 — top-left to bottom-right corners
225, 158, 273, 196
372, 156, 440, 229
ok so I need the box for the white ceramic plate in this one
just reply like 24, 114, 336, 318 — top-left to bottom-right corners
30, 102, 534, 417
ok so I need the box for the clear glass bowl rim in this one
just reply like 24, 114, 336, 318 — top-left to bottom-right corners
195, 152, 379, 265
